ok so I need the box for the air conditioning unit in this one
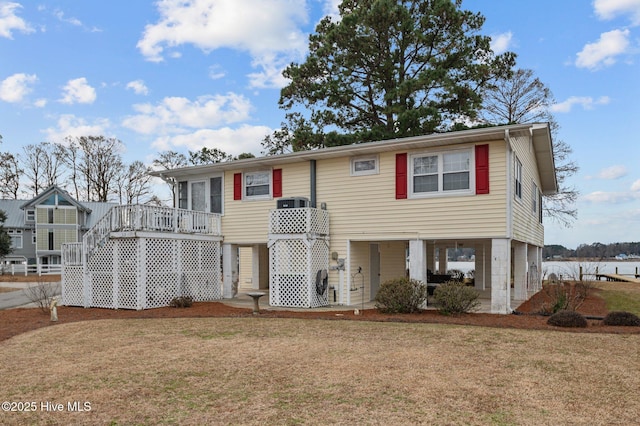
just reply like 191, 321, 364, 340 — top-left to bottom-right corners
277, 197, 309, 209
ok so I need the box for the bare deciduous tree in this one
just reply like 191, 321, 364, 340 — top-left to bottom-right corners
0, 152, 22, 199
152, 150, 188, 207
480, 68, 579, 227
116, 160, 153, 204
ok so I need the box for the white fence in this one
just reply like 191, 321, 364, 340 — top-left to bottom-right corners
0, 264, 62, 276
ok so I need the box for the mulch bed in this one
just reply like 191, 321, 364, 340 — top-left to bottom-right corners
1, 287, 637, 343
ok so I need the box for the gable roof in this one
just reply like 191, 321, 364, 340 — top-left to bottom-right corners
19, 185, 90, 212
152, 123, 558, 195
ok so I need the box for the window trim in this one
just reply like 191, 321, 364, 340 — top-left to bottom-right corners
243, 170, 272, 200
7, 229, 23, 250
350, 155, 379, 176
25, 209, 35, 222
409, 148, 474, 198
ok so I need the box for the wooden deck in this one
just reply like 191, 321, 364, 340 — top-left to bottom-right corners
595, 273, 640, 284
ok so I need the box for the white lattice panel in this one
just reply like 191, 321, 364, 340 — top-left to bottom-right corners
269, 208, 329, 235
269, 237, 329, 308
66, 235, 222, 310
62, 265, 83, 306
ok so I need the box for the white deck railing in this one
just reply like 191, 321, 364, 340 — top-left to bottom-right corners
81, 205, 222, 262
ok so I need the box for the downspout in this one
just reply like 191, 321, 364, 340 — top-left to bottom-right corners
310, 160, 317, 208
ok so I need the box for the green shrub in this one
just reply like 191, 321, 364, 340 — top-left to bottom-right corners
602, 311, 640, 326
374, 277, 427, 314
433, 281, 480, 315
170, 295, 194, 308
547, 310, 588, 328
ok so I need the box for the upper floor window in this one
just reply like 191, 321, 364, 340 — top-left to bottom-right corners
351, 156, 379, 176
532, 182, 538, 215
8, 229, 22, 249
515, 157, 523, 199
178, 181, 188, 209
245, 171, 270, 198
25, 209, 35, 222
210, 177, 222, 214
178, 177, 224, 213
410, 149, 471, 196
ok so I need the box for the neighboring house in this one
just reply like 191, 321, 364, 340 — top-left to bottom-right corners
0, 186, 115, 270
153, 123, 557, 314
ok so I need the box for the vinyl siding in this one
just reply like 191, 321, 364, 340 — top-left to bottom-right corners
510, 134, 545, 246
222, 162, 310, 243
316, 140, 508, 243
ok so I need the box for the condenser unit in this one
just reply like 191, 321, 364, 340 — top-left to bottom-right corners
277, 197, 309, 209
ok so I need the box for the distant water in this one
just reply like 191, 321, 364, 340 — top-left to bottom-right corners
443, 260, 640, 279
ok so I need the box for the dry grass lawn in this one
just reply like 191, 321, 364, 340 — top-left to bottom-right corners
1, 318, 639, 425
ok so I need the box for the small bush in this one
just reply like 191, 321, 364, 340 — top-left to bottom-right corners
547, 310, 588, 328
603, 311, 640, 326
170, 296, 194, 308
22, 278, 60, 314
374, 277, 427, 314
433, 281, 480, 315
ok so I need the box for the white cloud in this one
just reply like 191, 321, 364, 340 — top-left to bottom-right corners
126, 80, 149, 95
575, 29, 630, 70
322, 0, 342, 22
151, 124, 272, 156
0, 73, 37, 102
54, 9, 81, 26
43, 114, 111, 142
59, 77, 97, 104
208, 65, 225, 80
122, 93, 252, 135
631, 179, 640, 191
0, 2, 34, 38
594, 0, 640, 25
582, 191, 640, 204
550, 95, 610, 112
490, 31, 513, 55
137, 0, 309, 88
34, 98, 47, 107
597, 165, 628, 179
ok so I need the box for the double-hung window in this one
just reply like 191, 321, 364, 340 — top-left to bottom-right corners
411, 150, 471, 196
210, 177, 222, 214
8, 230, 22, 249
515, 157, 523, 199
245, 171, 270, 198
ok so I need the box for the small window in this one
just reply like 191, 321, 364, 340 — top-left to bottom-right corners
178, 181, 188, 209
514, 157, 523, 199
210, 177, 223, 214
351, 156, 379, 176
47, 209, 54, 224
245, 171, 271, 198
25, 209, 35, 222
32, 233, 37, 245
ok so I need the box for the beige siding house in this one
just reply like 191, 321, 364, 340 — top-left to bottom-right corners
155, 123, 557, 313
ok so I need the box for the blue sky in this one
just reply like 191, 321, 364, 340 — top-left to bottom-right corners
1, 0, 639, 249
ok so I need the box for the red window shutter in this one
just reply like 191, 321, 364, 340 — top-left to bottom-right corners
395, 153, 408, 199
475, 144, 489, 194
273, 169, 282, 198
233, 173, 242, 200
